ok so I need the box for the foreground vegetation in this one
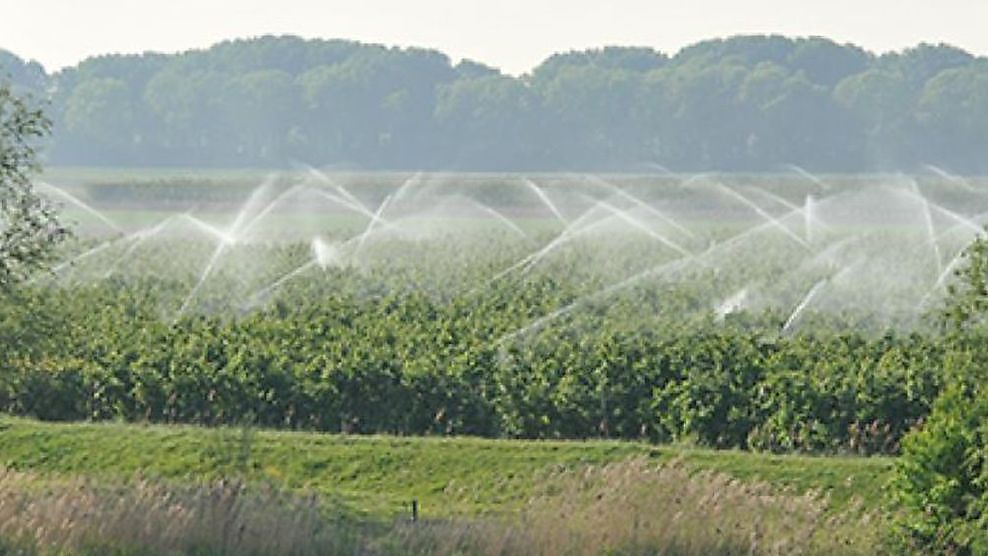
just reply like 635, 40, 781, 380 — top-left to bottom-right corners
0, 416, 891, 517
0, 416, 888, 555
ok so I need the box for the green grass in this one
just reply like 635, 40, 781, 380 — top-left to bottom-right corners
668, 447, 892, 510
0, 416, 893, 519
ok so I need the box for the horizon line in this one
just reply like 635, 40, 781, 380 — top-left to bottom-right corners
4, 32, 984, 77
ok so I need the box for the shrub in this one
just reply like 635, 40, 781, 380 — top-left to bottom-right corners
890, 379, 987, 554
0, 358, 93, 421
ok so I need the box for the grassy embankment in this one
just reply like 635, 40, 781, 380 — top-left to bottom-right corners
0, 415, 892, 519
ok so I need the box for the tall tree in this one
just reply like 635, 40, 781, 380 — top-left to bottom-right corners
2, 34, 984, 172
0, 84, 67, 287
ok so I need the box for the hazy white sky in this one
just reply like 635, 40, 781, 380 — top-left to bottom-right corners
4, 0, 988, 74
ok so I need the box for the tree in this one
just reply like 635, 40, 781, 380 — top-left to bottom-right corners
740, 65, 864, 170
63, 77, 136, 155
0, 49, 48, 95
941, 229, 988, 332
0, 83, 67, 287
880, 43, 975, 87
217, 69, 301, 162
891, 375, 987, 554
535, 64, 647, 168
890, 233, 988, 554
11, 33, 988, 171
434, 74, 544, 169
833, 69, 916, 167
916, 66, 988, 173
786, 37, 870, 88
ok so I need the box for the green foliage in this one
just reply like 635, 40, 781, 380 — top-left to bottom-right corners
0, 270, 944, 454
942, 233, 988, 331
0, 171, 964, 455
891, 382, 987, 554
0, 416, 892, 518
891, 233, 988, 554
0, 84, 67, 287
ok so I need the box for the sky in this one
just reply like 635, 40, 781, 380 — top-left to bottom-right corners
3, 0, 988, 74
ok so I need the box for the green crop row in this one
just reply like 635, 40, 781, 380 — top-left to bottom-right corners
0, 275, 950, 454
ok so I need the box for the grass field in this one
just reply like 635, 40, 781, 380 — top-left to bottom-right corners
0, 415, 893, 519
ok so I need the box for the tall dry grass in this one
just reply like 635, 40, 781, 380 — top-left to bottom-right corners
0, 459, 885, 555
517, 457, 882, 555
0, 469, 353, 555
382, 457, 884, 555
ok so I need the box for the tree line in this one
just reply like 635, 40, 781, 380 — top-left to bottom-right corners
2, 34, 988, 172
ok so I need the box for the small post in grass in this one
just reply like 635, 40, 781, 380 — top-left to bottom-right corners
411, 499, 419, 522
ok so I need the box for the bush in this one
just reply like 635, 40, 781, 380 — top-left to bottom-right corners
890, 229, 988, 553
890, 378, 987, 554
0, 358, 94, 421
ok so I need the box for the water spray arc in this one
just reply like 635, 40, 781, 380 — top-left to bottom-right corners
42, 171, 988, 334
520, 178, 567, 224
37, 182, 123, 235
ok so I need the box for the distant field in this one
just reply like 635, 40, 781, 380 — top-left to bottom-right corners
41, 166, 279, 184
0, 416, 892, 519
39, 166, 988, 240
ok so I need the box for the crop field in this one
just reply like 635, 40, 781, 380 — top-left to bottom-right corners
2, 168, 987, 553
38, 169, 988, 327
7, 169, 983, 447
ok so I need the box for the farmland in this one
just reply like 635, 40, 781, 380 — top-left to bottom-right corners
1, 169, 987, 553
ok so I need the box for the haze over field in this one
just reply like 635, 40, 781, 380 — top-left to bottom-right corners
3, 33, 988, 172
1, 1, 988, 171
